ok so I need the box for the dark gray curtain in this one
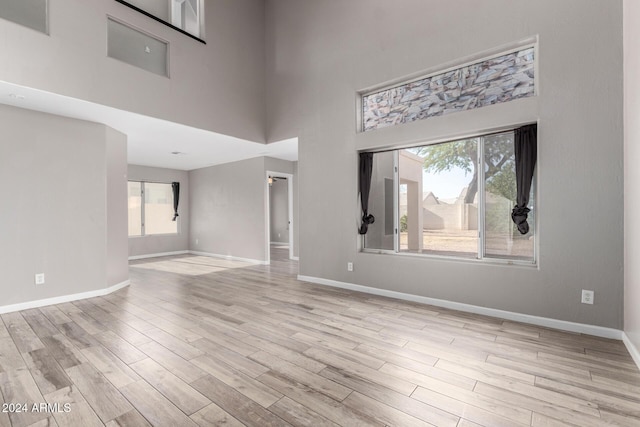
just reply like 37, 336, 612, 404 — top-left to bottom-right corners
171, 182, 180, 221
511, 124, 537, 234
358, 152, 375, 235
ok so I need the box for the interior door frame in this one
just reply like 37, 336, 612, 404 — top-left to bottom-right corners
265, 170, 294, 264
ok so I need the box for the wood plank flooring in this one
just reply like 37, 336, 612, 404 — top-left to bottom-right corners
0, 247, 639, 426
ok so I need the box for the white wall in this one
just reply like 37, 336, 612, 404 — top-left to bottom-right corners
266, 0, 624, 328
127, 164, 189, 258
624, 0, 640, 357
0, 105, 128, 306
0, 0, 265, 142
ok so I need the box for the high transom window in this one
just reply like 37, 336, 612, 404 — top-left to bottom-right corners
362, 47, 535, 132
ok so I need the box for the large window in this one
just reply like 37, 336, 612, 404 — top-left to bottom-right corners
128, 181, 178, 237
363, 129, 536, 263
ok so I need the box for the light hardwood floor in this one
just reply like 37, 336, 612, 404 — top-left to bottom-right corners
1, 247, 639, 426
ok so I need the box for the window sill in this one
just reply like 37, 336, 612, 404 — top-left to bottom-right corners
128, 233, 180, 238
361, 248, 537, 268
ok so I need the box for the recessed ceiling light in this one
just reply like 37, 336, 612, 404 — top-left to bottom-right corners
8, 93, 25, 100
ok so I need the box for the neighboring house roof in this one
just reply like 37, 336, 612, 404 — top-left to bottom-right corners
423, 191, 439, 206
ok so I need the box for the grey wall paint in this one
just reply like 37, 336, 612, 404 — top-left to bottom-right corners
124, 0, 169, 22
0, 0, 265, 142
269, 178, 289, 243
106, 127, 129, 287
189, 157, 267, 262
266, 0, 624, 328
0, 0, 47, 33
107, 18, 168, 77
127, 164, 189, 257
0, 105, 127, 305
189, 156, 298, 262
624, 0, 640, 352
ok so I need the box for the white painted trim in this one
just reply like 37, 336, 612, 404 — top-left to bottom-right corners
359, 38, 537, 96
265, 171, 270, 265
128, 250, 189, 260
266, 170, 295, 262
287, 174, 294, 261
189, 250, 267, 265
292, 256, 300, 261
298, 275, 623, 340
0, 280, 130, 315
622, 332, 640, 371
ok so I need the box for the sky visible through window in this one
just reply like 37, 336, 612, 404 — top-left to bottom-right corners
400, 151, 470, 200
422, 167, 470, 200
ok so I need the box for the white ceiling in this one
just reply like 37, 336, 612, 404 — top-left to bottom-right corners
0, 80, 298, 171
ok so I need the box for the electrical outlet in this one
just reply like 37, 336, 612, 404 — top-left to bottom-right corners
347, 262, 353, 272
35, 273, 45, 285
581, 289, 594, 305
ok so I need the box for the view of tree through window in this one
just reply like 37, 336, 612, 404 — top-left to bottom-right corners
363, 129, 535, 263
404, 138, 480, 257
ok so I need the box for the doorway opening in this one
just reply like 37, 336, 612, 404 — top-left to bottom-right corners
266, 171, 294, 263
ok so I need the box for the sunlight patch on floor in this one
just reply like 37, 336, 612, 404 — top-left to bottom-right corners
130, 256, 255, 276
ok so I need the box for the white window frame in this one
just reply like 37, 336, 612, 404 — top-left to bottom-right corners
361, 128, 537, 267
170, 0, 201, 38
128, 180, 179, 237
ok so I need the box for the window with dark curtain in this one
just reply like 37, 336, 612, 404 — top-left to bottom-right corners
358, 152, 375, 234
511, 124, 537, 234
171, 182, 180, 221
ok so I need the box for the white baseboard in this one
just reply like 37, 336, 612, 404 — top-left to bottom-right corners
298, 275, 622, 340
622, 332, 640, 371
128, 250, 189, 261
0, 280, 130, 315
189, 251, 267, 265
